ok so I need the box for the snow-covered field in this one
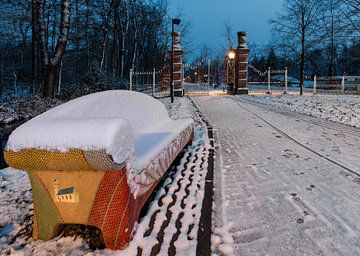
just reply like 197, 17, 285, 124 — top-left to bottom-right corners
0, 96, 212, 255
241, 94, 360, 128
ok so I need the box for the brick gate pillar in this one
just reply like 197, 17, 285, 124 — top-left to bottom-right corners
235, 32, 250, 94
172, 32, 184, 96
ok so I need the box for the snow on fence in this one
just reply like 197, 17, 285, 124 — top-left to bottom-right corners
312, 75, 360, 95
129, 69, 162, 96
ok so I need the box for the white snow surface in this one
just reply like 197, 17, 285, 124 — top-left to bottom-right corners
193, 95, 360, 256
242, 94, 360, 128
6, 91, 194, 171
7, 117, 134, 165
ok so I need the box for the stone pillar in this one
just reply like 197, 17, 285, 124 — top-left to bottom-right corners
172, 32, 184, 96
235, 32, 250, 94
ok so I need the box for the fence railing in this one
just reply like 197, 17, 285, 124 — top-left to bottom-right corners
248, 66, 289, 94
312, 75, 360, 95
129, 68, 164, 96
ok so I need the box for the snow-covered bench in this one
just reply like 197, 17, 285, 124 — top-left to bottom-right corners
4, 90, 194, 250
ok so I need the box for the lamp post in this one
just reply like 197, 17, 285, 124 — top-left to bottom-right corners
170, 18, 181, 103
227, 49, 236, 94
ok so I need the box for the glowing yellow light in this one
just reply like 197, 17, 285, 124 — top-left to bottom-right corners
228, 50, 236, 60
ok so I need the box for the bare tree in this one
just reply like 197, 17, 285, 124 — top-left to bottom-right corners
342, 0, 360, 33
119, 1, 130, 78
36, 0, 49, 79
321, 0, 346, 77
271, 0, 322, 95
99, 0, 116, 71
0, 0, 170, 98
43, 0, 71, 97
223, 19, 235, 49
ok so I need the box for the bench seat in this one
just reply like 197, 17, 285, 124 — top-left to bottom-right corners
4, 90, 194, 249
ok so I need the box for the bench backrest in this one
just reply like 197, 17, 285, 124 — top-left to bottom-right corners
35, 90, 171, 131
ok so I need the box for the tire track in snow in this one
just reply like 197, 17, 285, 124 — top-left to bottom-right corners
231, 96, 360, 178
238, 96, 360, 138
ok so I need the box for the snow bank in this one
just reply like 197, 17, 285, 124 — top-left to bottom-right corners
242, 94, 360, 128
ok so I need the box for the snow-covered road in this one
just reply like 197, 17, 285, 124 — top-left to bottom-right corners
192, 95, 360, 256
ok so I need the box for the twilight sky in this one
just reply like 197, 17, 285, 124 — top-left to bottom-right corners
169, 0, 284, 57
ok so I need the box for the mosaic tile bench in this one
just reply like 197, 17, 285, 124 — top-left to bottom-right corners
4, 90, 194, 250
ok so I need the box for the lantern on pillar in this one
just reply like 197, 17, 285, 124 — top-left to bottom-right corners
226, 49, 236, 94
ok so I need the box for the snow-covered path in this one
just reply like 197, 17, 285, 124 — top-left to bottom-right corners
192, 95, 360, 256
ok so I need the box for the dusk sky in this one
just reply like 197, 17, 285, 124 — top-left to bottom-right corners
169, 0, 284, 56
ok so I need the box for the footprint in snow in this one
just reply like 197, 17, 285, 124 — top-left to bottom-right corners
296, 218, 304, 224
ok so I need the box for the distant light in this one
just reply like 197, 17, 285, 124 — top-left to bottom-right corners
228, 50, 236, 60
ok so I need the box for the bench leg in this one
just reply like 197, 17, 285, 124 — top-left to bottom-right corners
88, 171, 134, 249
28, 171, 63, 240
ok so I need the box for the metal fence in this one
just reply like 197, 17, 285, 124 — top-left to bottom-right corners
311, 76, 360, 95
248, 65, 290, 94
129, 69, 164, 96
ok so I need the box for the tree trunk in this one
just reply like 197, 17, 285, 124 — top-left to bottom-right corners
31, 0, 39, 93
51, 1, 58, 54
111, 0, 121, 75
100, 0, 116, 71
43, 0, 71, 98
36, 0, 49, 80
0, 56, 3, 96
120, 3, 129, 78
131, 2, 138, 71
85, 0, 90, 68
300, 33, 305, 96
13, 61, 18, 96
75, 0, 80, 81
300, 13, 305, 96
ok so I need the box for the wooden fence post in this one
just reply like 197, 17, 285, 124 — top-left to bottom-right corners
267, 67, 271, 94
152, 68, 156, 96
129, 69, 133, 91
284, 67, 288, 94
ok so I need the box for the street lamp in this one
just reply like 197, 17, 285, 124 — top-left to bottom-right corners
226, 49, 236, 93
170, 18, 181, 103
228, 50, 236, 60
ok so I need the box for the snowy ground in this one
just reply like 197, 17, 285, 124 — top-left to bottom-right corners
0, 96, 213, 255
0, 96, 62, 125
2, 91, 360, 255
193, 95, 360, 256
241, 94, 360, 128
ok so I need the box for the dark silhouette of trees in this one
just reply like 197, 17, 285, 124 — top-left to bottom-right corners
271, 0, 322, 95
0, 0, 170, 99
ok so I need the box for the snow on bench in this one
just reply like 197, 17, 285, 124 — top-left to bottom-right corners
4, 90, 194, 250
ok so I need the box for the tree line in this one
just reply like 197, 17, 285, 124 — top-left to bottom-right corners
0, 0, 169, 98
251, 0, 360, 94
